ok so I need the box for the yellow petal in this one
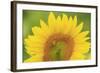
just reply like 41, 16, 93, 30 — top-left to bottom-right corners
70, 22, 83, 37
73, 16, 77, 27
74, 42, 90, 54
68, 16, 73, 32
70, 52, 85, 60
25, 36, 42, 44
75, 22, 83, 33
62, 14, 69, 34
26, 47, 44, 56
68, 16, 78, 33
32, 26, 47, 38
48, 12, 56, 32
32, 26, 49, 39
71, 16, 77, 30
62, 14, 68, 25
64, 16, 73, 34
24, 36, 44, 49
74, 37, 90, 43
69, 16, 73, 26
40, 19, 51, 38
75, 31, 89, 38
40, 19, 47, 29
56, 16, 62, 33
32, 26, 41, 35
24, 55, 43, 62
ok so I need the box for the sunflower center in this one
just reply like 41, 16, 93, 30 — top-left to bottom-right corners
44, 34, 74, 61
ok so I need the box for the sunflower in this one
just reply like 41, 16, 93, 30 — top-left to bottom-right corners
24, 12, 90, 62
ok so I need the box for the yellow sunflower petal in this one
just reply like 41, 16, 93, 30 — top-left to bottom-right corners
48, 12, 56, 32
26, 47, 44, 56
73, 16, 77, 27
62, 14, 68, 25
75, 37, 90, 43
67, 16, 73, 32
32, 25, 49, 39
62, 14, 69, 34
75, 31, 89, 38
71, 16, 77, 30
70, 22, 83, 37
25, 36, 43, 45
70, 52, 85, 60
40, 19, 47, 29
74, 22, 83, 34
56, 16, 62, 33
32, 26, 41, 35
68, 16, 78, 33
24, 37, 44, 49
32, 26, 45, 37
24, 55, 43, 62
74, 42, 90, 54
69, 16, 73, 25
40, 19, 51, 38
62, 14, 68, 26
62, 15, 77, 34
48, 12, 56, 24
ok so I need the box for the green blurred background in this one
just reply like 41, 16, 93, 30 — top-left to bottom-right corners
22, 10, 91, 62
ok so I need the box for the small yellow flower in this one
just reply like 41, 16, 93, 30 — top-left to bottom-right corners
24, 12, 90, 62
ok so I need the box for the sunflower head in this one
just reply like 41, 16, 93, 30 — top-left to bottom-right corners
24, 12, 90, 62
